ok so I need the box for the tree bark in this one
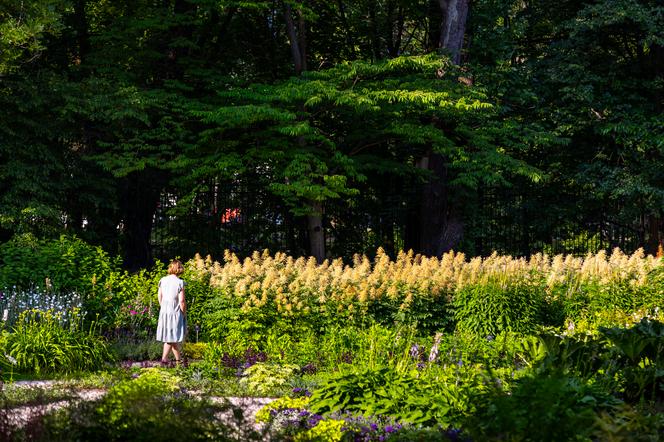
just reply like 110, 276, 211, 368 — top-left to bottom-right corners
438, 0, 469, 64
407, 0, 470, 256
120, 173, 163, 271
284, 5, 324, 262
284, 4, 305, 75
74, 0, 90, 61
406, 155, 464, 255
307, 200, 325, 263
427, 0, 443, 52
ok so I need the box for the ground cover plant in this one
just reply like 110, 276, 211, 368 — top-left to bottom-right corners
1, 240, 664, 440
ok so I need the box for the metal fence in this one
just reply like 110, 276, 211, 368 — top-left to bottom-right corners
466, 186, 646, 257
151, 180, 652, 262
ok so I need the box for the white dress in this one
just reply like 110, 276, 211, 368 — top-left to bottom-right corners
156, 275, 187, 343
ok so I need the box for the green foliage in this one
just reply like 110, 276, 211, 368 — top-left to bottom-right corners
239, 362, 299, 396
255, 396, 311, 423
183, 342, 208, 360
309, 365, 480, 426
294, 419, 344, 442
467, 373, 622, 442
600, 319, 664, 402
180, 261, 215, 334
592, 405, 664, 441
6, 309, 112, 375
192, 53, 539, 222
111, 340, 163, 362
0, 235, 120, 296
0, 0, 64, 74
526, 332, 607, 378
524, 320, 664, 403
32, 368, 262, 441
453, 275, 544, 335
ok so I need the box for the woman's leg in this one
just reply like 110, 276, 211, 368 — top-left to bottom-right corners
171, 343, 182, 362
162, 343, 172, 362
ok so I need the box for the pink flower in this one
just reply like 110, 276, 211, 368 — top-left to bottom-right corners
130, 310, 137, 315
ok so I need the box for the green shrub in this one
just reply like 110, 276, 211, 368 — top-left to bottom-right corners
600, 319, 664, 402
255, 396, 310, 423
30, 368, 264, 441
453, 276, 544, 335
111, 340, 163, 361
309, 365, 480, 426
240, 362, 299, 396
7, 309, 112, 374
183, 342, 208, 360
180, 262, 215, 335
467, 373, 622, 441
0, 235, 118, 293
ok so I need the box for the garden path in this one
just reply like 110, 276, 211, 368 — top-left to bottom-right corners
2, 380, 275, 433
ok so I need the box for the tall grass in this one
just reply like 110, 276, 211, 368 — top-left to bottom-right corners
6, 308, 112, 374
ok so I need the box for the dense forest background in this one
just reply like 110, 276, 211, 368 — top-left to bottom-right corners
0, 0, 662, 269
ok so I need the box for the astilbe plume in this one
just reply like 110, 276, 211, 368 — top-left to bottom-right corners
186, 248, 661, 321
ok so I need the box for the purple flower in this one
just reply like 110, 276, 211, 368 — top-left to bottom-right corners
370, 423, 378, 431
301, 363, 318, 375
308, 414, 323, 428
409, 344, 420, 359
385, 425, 395, 433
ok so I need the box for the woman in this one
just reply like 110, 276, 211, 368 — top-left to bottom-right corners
156, 259, 187, 365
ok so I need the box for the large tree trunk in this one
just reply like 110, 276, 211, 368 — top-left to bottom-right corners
121, 173, 163, 271
74, 0, 90, 61
438, 0, 469, 64
408, 0, 469, 256
284, 4, 306, 75
405, 155, 464, 255
307, 200, 325, 263
418, 155, 464, 254
284, 6, 324, 262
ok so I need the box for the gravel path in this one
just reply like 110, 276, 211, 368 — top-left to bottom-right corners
2, 380, 275, 433
2, 388, 106, 428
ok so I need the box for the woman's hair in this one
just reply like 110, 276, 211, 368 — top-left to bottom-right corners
168, 259, 184, 276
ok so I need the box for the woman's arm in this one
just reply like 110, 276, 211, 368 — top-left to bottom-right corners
179, 287, 186, 314
158, 287, 163, 306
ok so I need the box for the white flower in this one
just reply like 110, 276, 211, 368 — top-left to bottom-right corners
5, 354, 17, 365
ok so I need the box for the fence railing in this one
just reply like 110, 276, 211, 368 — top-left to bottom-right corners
150, 182, 653, 261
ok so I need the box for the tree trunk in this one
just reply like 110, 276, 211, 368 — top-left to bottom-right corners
647, 214, 662, 256
438, 0, 469, 64
407, 155, 464, 255
121, 173, 163, 271
285, 6, 323, 261
407, 0, 470, 255
284, 4, 305, 75
307, 200, 325, 263
74, 0, 90, 61
427, 0, 443, 52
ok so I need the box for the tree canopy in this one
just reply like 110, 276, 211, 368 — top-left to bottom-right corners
0, 0, 662, 267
